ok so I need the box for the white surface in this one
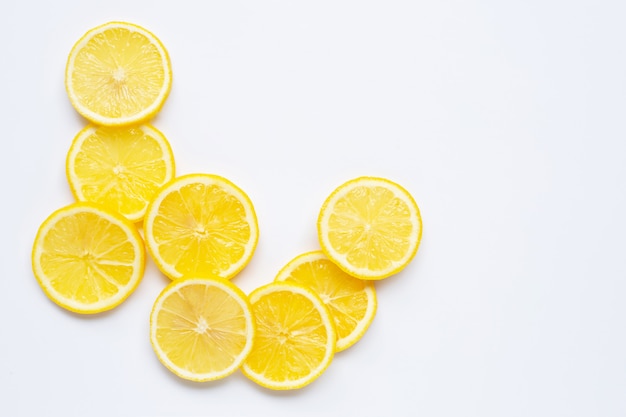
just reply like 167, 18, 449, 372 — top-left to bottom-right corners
2, 1, 626, 416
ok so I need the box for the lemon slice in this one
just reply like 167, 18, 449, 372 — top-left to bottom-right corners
65, 21, 172, 126
150, 276, 255, 382
317, 176, 422, 280
31, 203, 145, 314
143, 174, 259, 280
66, 124, 175, 222
275, 251, 377, 351
241, 282, 336, 390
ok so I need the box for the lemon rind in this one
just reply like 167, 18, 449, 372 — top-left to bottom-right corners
241, 281, 336, 390
31, 202, 145, 314
143, 173, 259, 280
274, 250, 377, 352
149, 276, 255, 382
65, 123, 175, 223
317, 176, 422, 280
65, 21, 172, 126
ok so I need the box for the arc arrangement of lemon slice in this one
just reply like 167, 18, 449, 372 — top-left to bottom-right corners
31, 203, 145, 314
150, 276, 255, 382
65, 21, 172, 126
32, 18, 426, 391
32, 21, 172, 315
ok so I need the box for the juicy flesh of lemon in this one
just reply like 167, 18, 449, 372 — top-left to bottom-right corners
328, 185, 415, 272
284, 256, 372, 348
70, 126, 172, 220
152, 183, 253, 278
246, 290, 330, 383
71, 27, 166, 119
154, 283, 250, 375
40, 211, 137, 304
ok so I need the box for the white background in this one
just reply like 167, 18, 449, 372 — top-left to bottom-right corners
2, 1, 626, 416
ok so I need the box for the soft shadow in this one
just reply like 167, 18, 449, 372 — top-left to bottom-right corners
52, 299, 118, 320
151, 356, 238, 390
238, 369, 317, 397
374, 247, 426, 293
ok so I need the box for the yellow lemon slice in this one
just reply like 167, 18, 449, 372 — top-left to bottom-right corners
150, 276, 255, 382
241, 282, 336, 390
143, 174, 259, 280
275, 250, 377, 351
65, 21, 172, 126
66, 124, 175, 222
31, 203, 145, 314
317, 176, 422, 280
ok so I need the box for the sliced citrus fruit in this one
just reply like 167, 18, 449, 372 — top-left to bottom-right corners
150, 276, 255, 382
31, 202, 145, 314
275, 250, 377, 351
241, 282, 336, 390
317, 176, 422, 280
66, 124, 175, 222
143, 174, 259, 280
65, 21, 172, 126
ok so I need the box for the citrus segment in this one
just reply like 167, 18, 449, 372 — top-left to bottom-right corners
31, 203, 145, 314
317, 176, 422, 280
241, 282, 336, 390
275, 251, 377, 351
150, 277, 255, 382
65, 21, 172, 126
143, 174, 259, 280
66, 124, 175, 222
